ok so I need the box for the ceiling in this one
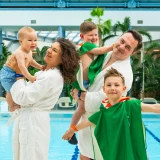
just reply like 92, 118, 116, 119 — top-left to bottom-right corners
0, 0, 160, 9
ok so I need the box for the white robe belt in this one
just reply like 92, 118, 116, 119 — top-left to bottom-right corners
7, 107, 49, 126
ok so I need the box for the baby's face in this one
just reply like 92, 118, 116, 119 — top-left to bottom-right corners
20, 31, 38, 52
80, 28, 98, 44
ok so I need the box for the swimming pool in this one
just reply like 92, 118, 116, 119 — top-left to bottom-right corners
0, 113, 160, 160
143, 114, 160, 160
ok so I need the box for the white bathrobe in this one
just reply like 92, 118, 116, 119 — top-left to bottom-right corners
78, 52, 133, 159
10, 68, 63, 160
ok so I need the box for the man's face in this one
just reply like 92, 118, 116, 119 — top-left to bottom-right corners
80, 28, 98, 44
113, 33, 138, 60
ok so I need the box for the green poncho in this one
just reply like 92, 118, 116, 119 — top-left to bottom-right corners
88, 99, 147, 160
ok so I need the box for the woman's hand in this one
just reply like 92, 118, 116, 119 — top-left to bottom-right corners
6, 55, 21, 73
62, 129, 75, 141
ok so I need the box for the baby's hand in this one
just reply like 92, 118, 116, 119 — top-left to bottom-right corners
62, 129, 75, 140
29, 76, 36, 83
41, 65, 46, 71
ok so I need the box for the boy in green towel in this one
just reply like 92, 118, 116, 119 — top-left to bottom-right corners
63, 67, 160, 160
68, 21, 113, 144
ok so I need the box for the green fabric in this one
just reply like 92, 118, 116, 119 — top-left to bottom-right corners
88, 99, 147, 160
78, 42, 98, 56
79, 42, 107, 86
88, 54, 106, 86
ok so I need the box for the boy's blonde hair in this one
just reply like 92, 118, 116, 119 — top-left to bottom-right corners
80, 21, 97, 34
104, 67, 125, 85
18, 26, 36, 40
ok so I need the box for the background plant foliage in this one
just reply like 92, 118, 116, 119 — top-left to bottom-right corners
132, 42, 160, 99
0, 43, 11, 70
28, 46, 49, 75
113, 16, 152, 42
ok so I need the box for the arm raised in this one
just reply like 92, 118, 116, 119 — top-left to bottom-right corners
88, 44, 113, 55
30, 59, 43, 70
141, 102, 160, 113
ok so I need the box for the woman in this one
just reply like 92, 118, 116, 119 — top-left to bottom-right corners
8, 38, 79, 160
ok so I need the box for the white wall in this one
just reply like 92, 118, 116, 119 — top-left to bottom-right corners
0, 10, 160, 30
1, 10, 160, 50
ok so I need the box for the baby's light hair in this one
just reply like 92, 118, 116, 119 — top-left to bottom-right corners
104, 67, 125, 85
18, 26, 36, 40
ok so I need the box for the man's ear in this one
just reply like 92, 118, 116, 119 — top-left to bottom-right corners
80, 33, 84, 39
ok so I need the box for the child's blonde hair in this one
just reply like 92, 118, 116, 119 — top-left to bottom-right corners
104, 67, 125, 85
18, 26, 36, 40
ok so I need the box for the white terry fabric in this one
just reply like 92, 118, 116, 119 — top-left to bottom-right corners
10, 68, 63, 160
78, 52, 133, 159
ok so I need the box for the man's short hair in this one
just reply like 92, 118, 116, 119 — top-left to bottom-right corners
123, 30, 142, 52
80, 21, 97, 34
18, 26, 36, 40
104, 67, 125, 85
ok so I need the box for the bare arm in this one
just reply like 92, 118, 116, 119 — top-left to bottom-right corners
141, 102, 160, 113
16, 52, 36, 83
72, 88, 105, 112
88, 44, 113, 55
62, 120, 92, 140
30, 59, 43, 70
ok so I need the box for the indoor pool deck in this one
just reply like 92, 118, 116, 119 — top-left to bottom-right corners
0, 112, 160, 160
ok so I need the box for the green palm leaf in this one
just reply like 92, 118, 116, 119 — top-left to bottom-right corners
138, 30, 152, 42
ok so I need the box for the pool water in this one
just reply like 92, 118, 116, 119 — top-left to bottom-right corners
144, 119, 160, 160
0, 114, 160, 160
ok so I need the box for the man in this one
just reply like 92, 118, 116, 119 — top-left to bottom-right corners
71, 30, 142, 160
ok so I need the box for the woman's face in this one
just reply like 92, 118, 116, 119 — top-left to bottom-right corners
44, 42, 62, 68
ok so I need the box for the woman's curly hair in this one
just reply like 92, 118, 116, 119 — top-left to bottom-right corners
56, 38, 80, 84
